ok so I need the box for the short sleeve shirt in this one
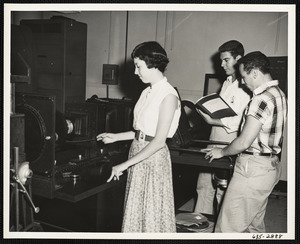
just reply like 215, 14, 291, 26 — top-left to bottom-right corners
209, 76, 250, 147
242, 80, 287, 154
219, 76, 251, 133
133, 77, 181, 138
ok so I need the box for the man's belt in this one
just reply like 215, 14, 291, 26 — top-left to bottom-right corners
135, 130, 154, 142
241, 151, 276, 157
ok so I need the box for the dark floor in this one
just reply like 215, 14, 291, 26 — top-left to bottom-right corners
265, 192, 287, 233
178, 191, 287, 233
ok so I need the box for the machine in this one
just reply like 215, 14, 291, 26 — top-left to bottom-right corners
13, 93, 134, 231
10, 18, 134, 231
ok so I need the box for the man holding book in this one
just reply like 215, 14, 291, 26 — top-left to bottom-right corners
205, 51, 287, 232
194, 40, 250, 217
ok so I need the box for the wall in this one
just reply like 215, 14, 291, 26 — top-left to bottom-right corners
12, 10, 288, 101
164, 11, 288, 101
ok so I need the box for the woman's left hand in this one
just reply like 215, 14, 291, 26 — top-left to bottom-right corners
107, 163, 128, 182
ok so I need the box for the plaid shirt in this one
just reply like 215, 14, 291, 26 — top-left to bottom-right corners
242, 80, 287, 154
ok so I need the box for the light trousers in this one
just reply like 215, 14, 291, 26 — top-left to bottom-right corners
194, 171, 225, 215
214, 154, 281, 233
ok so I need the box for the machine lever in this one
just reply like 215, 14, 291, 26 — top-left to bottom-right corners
14, 176, 40, 213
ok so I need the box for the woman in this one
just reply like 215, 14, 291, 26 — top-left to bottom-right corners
96, 41, 181, 232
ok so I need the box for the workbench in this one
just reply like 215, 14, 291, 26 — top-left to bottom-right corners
170, 146, 235, 210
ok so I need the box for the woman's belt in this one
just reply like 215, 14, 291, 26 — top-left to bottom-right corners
135, 130, 154, 142
241, 151, 276, 157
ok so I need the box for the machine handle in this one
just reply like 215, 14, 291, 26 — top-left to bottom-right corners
14, 176, 40, 213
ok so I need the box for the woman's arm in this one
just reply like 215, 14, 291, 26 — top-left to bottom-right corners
96, 131, 135, 144
107, 94, 178, 181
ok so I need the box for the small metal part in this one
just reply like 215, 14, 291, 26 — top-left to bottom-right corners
45, 136, 51, 140
71, 174, 79, 184
62, 172, 72, 178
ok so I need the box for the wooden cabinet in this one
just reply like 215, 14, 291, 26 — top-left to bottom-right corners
18, 16, 87, 113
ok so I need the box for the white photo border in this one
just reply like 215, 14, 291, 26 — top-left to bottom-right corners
3, 3, 296, 240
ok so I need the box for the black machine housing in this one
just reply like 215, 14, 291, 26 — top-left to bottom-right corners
15, 92, 134, 199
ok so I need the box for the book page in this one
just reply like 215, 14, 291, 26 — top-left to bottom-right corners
201, 98, 228, 113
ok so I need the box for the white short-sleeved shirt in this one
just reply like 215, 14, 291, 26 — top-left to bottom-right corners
209, 76, 251, 146
133, 77, 181, 138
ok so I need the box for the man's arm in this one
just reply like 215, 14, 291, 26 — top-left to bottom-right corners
197, 109, 225, 127
205, 115, 262, 162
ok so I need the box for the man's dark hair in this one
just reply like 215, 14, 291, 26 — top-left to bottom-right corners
218, 40, 244, 58
238, 51, 271, 74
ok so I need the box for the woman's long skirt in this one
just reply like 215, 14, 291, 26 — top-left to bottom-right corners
121, 139, 176, 233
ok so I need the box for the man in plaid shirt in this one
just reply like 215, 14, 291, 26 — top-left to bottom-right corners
205, 51, 287, 233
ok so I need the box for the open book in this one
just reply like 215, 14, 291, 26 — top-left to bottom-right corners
195, 93, 237, 119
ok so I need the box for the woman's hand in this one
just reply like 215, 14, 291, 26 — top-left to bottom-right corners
107, 163, 129, 182
96, 133, 118, 144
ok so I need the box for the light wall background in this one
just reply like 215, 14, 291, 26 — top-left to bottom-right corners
12, 10, 288, 102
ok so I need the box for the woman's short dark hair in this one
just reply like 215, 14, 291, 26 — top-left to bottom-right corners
131, 41, 169, 73
218, 40, 244, 58
238, 51, 270, 74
